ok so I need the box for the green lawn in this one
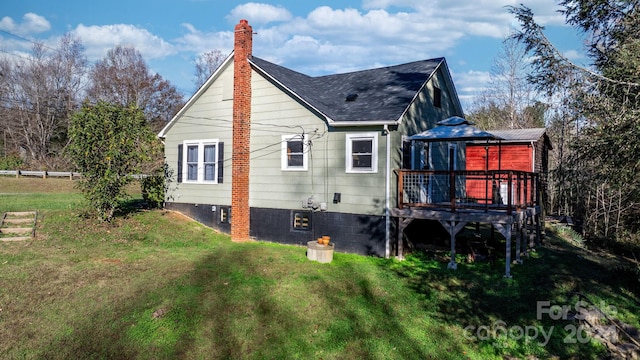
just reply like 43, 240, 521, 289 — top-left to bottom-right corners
0, 177, 638, 359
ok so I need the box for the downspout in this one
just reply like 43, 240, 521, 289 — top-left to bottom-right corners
384, 124, 391, 258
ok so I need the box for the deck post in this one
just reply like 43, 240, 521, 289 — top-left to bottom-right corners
535, 211, 542, 246
397, 218, 412, 260
439, 220, 467, 270
515, 221, 522, 264
505, 225, 512, 278
527, 208, 536, 249
493, 223, 512, 278
448, 224, 457, 269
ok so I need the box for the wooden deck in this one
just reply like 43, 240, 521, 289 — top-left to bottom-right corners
392, 169, 543, 277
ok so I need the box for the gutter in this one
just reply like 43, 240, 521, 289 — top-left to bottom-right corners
384, 124, 391, 258
331, 120, 399, 127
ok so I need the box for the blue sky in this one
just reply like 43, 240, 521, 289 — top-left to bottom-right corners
0, 0, 585, 111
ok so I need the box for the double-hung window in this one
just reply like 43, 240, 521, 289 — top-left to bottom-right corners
182, 139, 222, 183
346, 132, 378, 173
281, 134, 308, 171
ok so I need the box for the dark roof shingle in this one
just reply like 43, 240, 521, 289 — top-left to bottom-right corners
250, 56, 443, 122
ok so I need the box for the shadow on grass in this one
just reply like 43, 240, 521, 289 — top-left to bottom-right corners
37, 241, 468, 359
387, 227, 640, 359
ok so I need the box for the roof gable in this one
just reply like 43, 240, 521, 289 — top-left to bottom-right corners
159, 54, 463, 137
250, 57, 450, 124
158, 51, 234, 138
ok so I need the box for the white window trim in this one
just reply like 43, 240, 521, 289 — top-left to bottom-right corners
182, 139, 219, 184
281, 134, 308, 171
346, 132, 378, 173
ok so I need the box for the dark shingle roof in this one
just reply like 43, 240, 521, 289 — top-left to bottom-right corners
250, 56, 443, 123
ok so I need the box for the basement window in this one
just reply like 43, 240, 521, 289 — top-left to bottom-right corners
292, 211, 312, 231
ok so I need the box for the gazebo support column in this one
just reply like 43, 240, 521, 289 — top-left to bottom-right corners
493, 223, 512, 278
439, 220, 467, 270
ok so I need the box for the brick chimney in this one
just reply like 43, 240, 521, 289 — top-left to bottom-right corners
231, 19, 253, 242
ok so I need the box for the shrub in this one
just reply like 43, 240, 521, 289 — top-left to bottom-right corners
0, 153, 23, 170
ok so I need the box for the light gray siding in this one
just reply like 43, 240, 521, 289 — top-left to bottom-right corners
249, 73, 388, 215
163, 59, 462, 217
163, 61, 234, 205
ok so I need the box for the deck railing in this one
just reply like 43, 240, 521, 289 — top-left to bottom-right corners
396, 169, 539, 214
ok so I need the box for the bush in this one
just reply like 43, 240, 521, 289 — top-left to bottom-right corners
0, 153, 23, 170
141, 175, 164, 208
67, 101, 161, 221
141, 163, 173, 209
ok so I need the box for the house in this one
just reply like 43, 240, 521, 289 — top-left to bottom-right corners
157, 19, 465, 257
465, 128, 552, 207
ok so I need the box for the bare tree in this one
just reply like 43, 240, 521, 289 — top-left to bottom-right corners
468, 35, 543, 129
3, 34, 87, 166
193, 49, 226, 90
87, 45, 184, 132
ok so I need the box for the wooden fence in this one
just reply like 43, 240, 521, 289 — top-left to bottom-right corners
0, 170, 148, 180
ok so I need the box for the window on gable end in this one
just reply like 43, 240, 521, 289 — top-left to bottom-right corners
182, 139, 223, 183
281, 134, 308, 171
433, 86, 442, 108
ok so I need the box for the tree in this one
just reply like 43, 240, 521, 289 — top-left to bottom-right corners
87, 45, 184, 132
193, 49, 226, 89
67, 101, 162, 221
509, 1, 640, 246
2, 34, 87, 166
468, 35, 544, 130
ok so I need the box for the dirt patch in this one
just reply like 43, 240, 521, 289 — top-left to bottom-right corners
162, 210, 195, 223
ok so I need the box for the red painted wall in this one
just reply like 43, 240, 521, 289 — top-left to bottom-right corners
465, 143, 534, 204
466, 143, 533, 172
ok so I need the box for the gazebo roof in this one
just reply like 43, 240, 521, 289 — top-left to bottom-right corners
407, 116, 502, 142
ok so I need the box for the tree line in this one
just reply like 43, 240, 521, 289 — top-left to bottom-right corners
468, 0, 640, 252
0, 33, 225, 170
0, 33, 225, 220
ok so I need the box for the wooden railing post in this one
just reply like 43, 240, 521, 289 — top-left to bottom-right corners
507, 171, 513, 215
397, 170, 404, 209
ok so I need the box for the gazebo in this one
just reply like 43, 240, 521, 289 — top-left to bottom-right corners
393, 116, 541, 278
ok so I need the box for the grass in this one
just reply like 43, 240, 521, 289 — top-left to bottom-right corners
0, 176, 639, 359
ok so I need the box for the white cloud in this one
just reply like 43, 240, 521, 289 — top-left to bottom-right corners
563, 49, 584, 61
0, 13, 50, 35
175, 23, 233, 55
451, 69, 493, 111
71, 24, 176, 60
226, 3, 292, 25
